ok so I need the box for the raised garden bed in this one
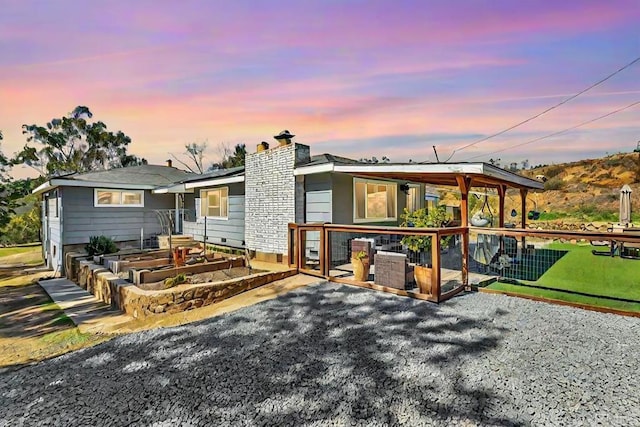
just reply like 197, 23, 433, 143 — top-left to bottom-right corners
67, 247, 297, 319
138, 267, 265, 291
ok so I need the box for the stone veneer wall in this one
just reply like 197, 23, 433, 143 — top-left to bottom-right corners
245, 143, 310, 256
74, 256, 297, 319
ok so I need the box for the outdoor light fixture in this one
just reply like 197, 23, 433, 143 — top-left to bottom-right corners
400, 183, 410, 195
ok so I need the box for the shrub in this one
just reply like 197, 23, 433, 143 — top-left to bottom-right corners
603, 157, 623, 168
544, 176, 565, 190
0, 206, 41, 245
400, 206, 451, 259
545, 165, 564, 179
85, 235, 118, 256
164, 273, 187, 288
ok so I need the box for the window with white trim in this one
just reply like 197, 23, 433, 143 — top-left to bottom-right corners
200, 187, 228, 218
94, 189, 144, 207
353, 178, 397, 222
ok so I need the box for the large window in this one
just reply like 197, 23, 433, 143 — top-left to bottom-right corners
200, 187, 228, 218
94, 189, 144, 207
354, 178, 397, 222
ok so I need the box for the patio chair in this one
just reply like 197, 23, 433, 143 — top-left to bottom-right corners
591, 241, 617, 257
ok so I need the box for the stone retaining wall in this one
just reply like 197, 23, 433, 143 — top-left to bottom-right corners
72, 255, 296, 319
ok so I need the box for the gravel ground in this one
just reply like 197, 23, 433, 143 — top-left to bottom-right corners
1, 282, 639, 426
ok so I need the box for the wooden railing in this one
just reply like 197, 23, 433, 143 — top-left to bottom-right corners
288, 223, 468, 303
288, 223, 640, 304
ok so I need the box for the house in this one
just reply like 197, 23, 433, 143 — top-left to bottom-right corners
33, 164, 195, 272
153, 138, 435, 264
159, 132, 542, 265
36, 131, 543, 275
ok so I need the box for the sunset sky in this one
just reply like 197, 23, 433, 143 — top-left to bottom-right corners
2, 0, 639, 178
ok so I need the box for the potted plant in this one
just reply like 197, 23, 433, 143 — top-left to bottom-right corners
400, 206, 451, 294
351, 250, 371, 282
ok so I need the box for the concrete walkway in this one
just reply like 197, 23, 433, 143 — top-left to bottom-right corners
38, 274, 324, 334
38, 278, 132, 333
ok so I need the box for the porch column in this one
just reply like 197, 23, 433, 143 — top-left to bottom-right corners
455, 176, 472, 227
174, 193, 180, 234
497, 185, 506, 228
519, 188, 527, 251
455, 175, 472, 289
519, 188, 527, 229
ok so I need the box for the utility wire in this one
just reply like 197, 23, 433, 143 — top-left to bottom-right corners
462, 99, 640, 161
442, 55, 640, 162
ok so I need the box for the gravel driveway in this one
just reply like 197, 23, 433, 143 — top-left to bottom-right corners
2, 282, 639, 426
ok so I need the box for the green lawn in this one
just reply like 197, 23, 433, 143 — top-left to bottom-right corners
0, 243, 42, 258
487, 243, 640, 313
488, 282, 640, 313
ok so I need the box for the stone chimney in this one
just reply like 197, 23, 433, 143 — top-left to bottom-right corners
166, 159, 173, 168
245, 133, 310, 261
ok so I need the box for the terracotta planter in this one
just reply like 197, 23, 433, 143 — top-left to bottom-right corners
352, 257, 371, 282
414, 265, 432, 295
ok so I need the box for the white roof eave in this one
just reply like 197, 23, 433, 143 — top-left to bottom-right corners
294, 162, 543, 190
153, 184, 194, 194
184, 175, 245, 190
32, 178, 157, 195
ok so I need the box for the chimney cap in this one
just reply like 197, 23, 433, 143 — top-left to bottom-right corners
274, 129, 295, 140
166, 159, 173, 167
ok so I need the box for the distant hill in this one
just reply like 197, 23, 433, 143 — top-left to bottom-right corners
444, 152, 640, 228
518, 153, 640, 224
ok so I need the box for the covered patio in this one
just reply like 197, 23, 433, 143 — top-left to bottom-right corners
289, 162, 547, 302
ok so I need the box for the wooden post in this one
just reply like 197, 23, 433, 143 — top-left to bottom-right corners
497, 185, 506, 228
519, 189, 527, 229
288, 224, 299, 269
455, 176, 471, 293
323, 227, 331, 278
298, 228, 306, 270
520, 188, 527, 250
455, 176, 472, 227
319, 227, 326, 276
431, 233, 441, 302
462, 229, 469, 290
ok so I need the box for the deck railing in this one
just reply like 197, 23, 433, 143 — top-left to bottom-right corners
288, 223, 468, 303
468, 226, 640, 291
289, 223, 640, 304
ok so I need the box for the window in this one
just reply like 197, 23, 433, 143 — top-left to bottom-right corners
353, 178, 397, 222
405, 185, 421, 212
200, 187, 228, 218
47, 190, 59, 218
94, 189, 144, 207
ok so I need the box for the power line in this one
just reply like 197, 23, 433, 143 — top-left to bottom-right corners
462, 99, 640, 161
443, 55, 640, 162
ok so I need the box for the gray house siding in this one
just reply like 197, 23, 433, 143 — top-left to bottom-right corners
61, 186, 175, 245
301, 173, 332, 262
305, 172, 332, 223
183, 182, 245, 248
